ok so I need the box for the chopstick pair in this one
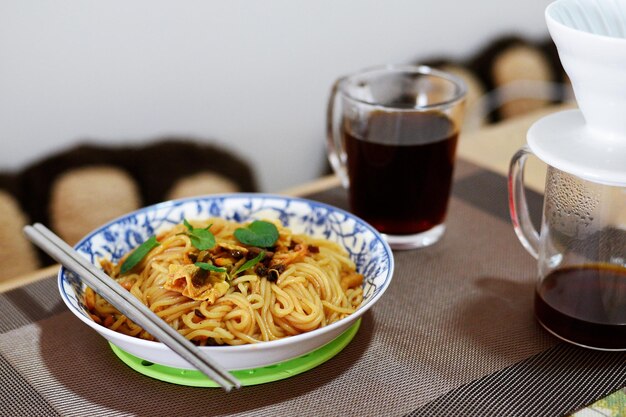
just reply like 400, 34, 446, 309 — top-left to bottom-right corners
23, 223, 241, 392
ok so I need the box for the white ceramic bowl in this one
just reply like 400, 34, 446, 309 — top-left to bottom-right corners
59, 193, 394, 371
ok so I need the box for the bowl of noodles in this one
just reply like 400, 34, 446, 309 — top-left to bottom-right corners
59, 193, 393, 375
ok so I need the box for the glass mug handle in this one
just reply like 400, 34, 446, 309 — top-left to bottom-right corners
508, 145, 540, 259
326, 78, 349, 188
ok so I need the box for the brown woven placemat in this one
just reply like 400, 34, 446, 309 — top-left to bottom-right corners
0, 160, 622, 416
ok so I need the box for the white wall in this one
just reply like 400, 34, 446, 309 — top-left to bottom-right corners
0, 0, 551, 192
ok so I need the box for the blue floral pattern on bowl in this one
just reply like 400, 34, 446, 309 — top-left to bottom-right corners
59, 193, 394, 322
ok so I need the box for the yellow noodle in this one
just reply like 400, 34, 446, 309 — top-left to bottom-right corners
86, 218, 363, 345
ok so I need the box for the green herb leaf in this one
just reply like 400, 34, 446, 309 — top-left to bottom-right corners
189, 229, 216, 250
233, 251, 265, 276
234, 221, 279, 247
121, 235, 160, 274
194, 262, 227, 273
183, 218, 216, 250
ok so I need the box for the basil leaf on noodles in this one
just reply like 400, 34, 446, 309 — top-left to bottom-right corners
234, 221, 279, 247
233, 251, 265, 276
121, 235, 160, 274
195, 262, 227, 273
183, 219, 216, 250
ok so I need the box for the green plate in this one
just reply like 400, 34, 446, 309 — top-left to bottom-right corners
110, 318, 360, 387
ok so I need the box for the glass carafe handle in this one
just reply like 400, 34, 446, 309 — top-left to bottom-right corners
508, 146, 540, 259
326, 78, 349, 188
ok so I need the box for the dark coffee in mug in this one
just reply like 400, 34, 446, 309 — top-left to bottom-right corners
343, 110, 458, 235
535, 263, 626, 349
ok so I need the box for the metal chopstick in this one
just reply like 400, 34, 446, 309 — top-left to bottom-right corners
24, 223, 241, 392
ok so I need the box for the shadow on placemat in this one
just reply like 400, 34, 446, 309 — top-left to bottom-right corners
453, 169, 543, 226
452, 275, 540, 356
37, 309, 375, 416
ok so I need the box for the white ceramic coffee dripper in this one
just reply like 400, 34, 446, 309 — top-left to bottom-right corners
508, 0, 626, 350
527, 0, 626, 186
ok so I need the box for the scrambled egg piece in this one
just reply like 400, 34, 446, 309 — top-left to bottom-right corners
164, 264, 229, 303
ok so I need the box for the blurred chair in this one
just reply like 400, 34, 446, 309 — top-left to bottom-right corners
464, 80, 575, 132
0, 138, 257, 282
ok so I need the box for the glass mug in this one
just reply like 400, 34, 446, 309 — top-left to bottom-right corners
326, 65, 466, 249
509, 146, 626, 350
